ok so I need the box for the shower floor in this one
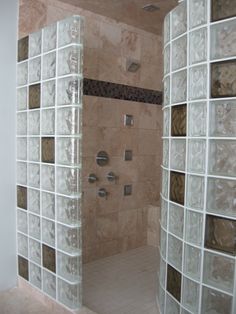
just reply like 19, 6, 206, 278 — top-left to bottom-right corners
83, 246, 159, 314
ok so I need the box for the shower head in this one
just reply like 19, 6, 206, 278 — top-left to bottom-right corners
142, 4, 160, 12
126, 58, 141, 73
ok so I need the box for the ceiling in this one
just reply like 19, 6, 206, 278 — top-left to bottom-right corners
58, 0, 178, 35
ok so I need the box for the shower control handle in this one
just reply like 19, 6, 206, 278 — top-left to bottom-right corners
98, 188, 108, 199
88, 174, 98, 183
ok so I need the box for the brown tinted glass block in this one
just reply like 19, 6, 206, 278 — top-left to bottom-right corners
17, 186, 27, 210
205, 215, 236, 255
18, 256, 29, 280
43, 244, 56, 273
29, 84, 41, 109
212, 0, 236, 22
170, 171, 185, 205
211, 61, 236, 98
18, 36, 29, 62
167, 264, 182, 302
42, 137, 55, 163
171, 104, 187, 136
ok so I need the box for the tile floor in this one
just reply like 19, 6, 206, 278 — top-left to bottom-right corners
83, 246, 160, 314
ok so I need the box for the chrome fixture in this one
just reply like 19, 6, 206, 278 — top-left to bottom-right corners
98, 188, 108, 198
124, 150, 133, 161
142, 4, 160, 12
124, 185, 132, 196
107, 172, 117, 182
124, 114, 134, 126
96, 151, 109, 166
88, 174, 98, 183
126, 58, 141, 73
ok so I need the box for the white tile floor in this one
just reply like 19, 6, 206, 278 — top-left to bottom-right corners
83, 246, 160, 314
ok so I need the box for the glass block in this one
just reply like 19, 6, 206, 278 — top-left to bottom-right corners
43, 270, 56, 299
159, 256, 166, 288
58, 279, 81, 309
43, 23, 57, 52
57, 196, 80, 225
212, 0, 236, 22
17, 162, 27, 185
18, 233, 28, 257
57, 252, 81, 282
172, 70, 187, 104
17, 186, 27, 210
17, 138, 27, 160
189, 65, 207, 100
28, 110, 40, 135
161, 198, 168, 229
167, 264, 182, 302
29, 30, 41, 57
201, 287, 232, 314
28, 188, 40, 214
29, 84, 40, 109
172, 35, 187, 71
28, 138, 40, 162
17, 209, 27, 234
164, 13, 170, 45
29, 57, 41, 83
188, 139, 206, 173
210, 100, 236, 137
18, 36, 28, 62
42, 80, 55, 107
17, 61, 28, 86
18, 256, 29, 281
203, 251, 235, 293
29, 238, 41, 265
205, 215, 236, 255
164, 45, 170, 75
161, 169, 169, 199
163, 76, 170, 106
29, 213, 40, 240
41, 165, 55, 192
42, 218, 55, 247
29, 262, 41, 289
185, 210, 203, 246
163, 108, 170, 137
190, 28, 207, 65
42, 137, 55, 164
188, 102, 206, 136
168, 234, 182, 271
211, 60, 236, 98
58, 16, 83, 47
42, 192, 55, 219
169, 203, 184, 238
43, 244, 55, 273
41, 109, 55, 135
158, 284, 165, 314
162, 139, 169, 168
57, 76, 82, 106
17, 112, 27, 135
184, 244, 202, 281
42, 51, 56, 80
166, 294, 180, 314
28, 164, 40, 188
189, 0, 207, 29
57, 138, 81, 166
187, 175, 205, 210
56, 167, 80, 196
170, 139, 186, 171
57, 107, 81, 135
17, 87, 27, 111
160, 228, 167, 259
58, 46, 82, 76
182, 277, 200, 313
171, 1, 187, 39
57, 224, 81, 254
170, 171, 185, 205
171, 104, 187, 136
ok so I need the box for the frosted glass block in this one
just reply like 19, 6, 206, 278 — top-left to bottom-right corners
170, 139, 186, 171
58, 16, 83, 47
43, 23, 57, 52
43, 270, 56, 298
17, 162, 27, 185
41, 165, 55, 192
29, 31, 41, 57
166, 294, 180, 314
57, 224, 81, 254
29, 213, 40, 240
187, 175, 205, 210
42, 51, 56, 80
28, 138, 40, 162
28, 110, 40, 135
29, 262, 41, 289
29, 57, 41, 83
57, 138, 81, 166
201, 287, 232, 314
58, 46, 82, 76
169, 203, 184, 238
164, 45, 170, 75
159, 256, 166, 288
162, 139, 169, 168
168, 234, 182, 271
185, 210, 203, 246
29, 238, 41, 265
163, 76, 170, 106
28, 188, 40, 214
188, 139, 206, 173
57, 252, 81, 282
164, 13, 170, 45
182, 277, 200, 313
17, 138, 27, 160
18, 233, 28, 257
160, 228, 167, 259
41, 109, 55, 135
203, 251, 235, 293
57, 76, 82, 106
57, 107, 81, 135
158, 285, 165, 314
42, 192, 55, 219
172, 70, 187, 103
28, 164, 40, 188
163, 108, 170, 137
189, 0, 207, 29
17, 209, 27, 234
17, 87, 27, 111
42, 80, 55, 107
189, 65, 207, 100
17, 112, 27, 135
172, 1, 187, 39
184, 244, 201, 281
42, 218, 55, 247
161, 169, 169, 199
189, 28, 207, 65
172, 35, 187, 71
188, 102, 207, 137
57, 196, 80, 225
17, 61, 28, 86
58, 279, 81, 309
56, 167, 80, 196
161, 198, 168, 229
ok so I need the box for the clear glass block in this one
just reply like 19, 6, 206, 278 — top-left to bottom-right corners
57, 196, 80, 225
57, 224, 81, 254
171, 1, 187, 39
17, 112, 27, 135
187, 175, 205, 210
28, 164, 40, 188
58, 279, 81, 309
17, 87, 27, 111
42, 80, 55, 108
163, 139, 169, 168
29, 238, 41, 265
42, 192, 55, 219
164, 13, 170, 45
166, 293, 180, 314
169, 203, 184, 238
28, 137, 40, 162
57, 138, 81, 166
58, 16, 83, 47
160, 228, 167, 259
190, 28, 207, 65
57, 252, 81, 282
42, 51, 56, 80
28, 188, 40, 214
212, 0, 236, 22
188, 102, 207, 137
17, 138, 27, 160
29, 30, 41, 57
43, 23, 57, 52
57, 76, 82, 106
163, 108, 170, 137
185, 210, 203, 246
17, 162, 27, 185
29, 57, 41, 83
188, 139, 206, 173
18, 233, 28, 257
17, 209, 27, 234
182, 277, 200, 313
189, 65, 207, 100
57, 107, 81, 135
58, 46, 82, 76
28, 110, 40, 135
41, 109, 55, 135
203, 251, 235, 293
170, 139, 186, 171
172, 35, 187, 71
29, 262, 41, 289
28, 213, 40, 240
163, 76, 170, 106
161, 169, 169, 199
159, 256, 166, 288
172, 70, 187, 103
43, 270, 56, 298
41, 165, 55, 192
184, 244, 201, 281
201, 287, 232, 314
189, 0, 207, 29
164, 45, 170, 75
161, 198, 168, 229
56, 167, 80, 196
17, 61, 28, 86
42, 218, 55, 247
168, 234, 183, 271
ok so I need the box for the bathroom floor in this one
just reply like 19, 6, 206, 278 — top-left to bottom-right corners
83, 246, 159, 314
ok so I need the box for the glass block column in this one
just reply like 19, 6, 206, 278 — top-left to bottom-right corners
159, 1, 236, 313
16, 16, 83, 310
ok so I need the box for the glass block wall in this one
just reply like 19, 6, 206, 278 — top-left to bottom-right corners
16, 16, 83, 310
159, 0, 236, 313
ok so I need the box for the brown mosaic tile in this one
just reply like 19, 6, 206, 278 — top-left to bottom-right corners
29, 84, 41, 109
205, 215, 236, 255
212, 0, 236, 22
18, 36, 29, 62
170, 171, 185, 205
41, 137, 55, 163
18, 256, 29, 280
43, 244, 56, 273
167, 264, 181, 302
17, 186, 27, 210
171, 104, 187, 136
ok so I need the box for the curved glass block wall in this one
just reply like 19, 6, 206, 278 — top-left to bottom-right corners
159, 1, 236, 313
